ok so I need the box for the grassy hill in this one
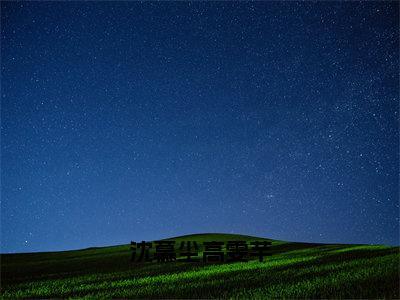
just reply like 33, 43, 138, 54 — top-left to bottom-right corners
1, 233, 399, 299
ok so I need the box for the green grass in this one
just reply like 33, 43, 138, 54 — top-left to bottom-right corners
1, 233, 399, 299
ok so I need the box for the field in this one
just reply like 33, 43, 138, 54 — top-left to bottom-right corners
1, 233, 399, 299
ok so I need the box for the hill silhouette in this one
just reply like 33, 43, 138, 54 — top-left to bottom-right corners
1, 233, 399, 298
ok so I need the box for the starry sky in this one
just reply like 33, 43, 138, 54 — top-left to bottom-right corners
1, 1, 399, 253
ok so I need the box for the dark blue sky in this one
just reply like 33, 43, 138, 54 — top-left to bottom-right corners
1, 1, 399, 253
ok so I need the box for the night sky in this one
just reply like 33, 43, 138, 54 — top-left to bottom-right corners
1, 1, 399, 253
